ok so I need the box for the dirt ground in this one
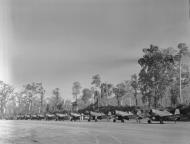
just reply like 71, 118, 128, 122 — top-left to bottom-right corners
0, 120, 190, 144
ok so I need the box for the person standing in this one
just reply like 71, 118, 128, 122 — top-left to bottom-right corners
136, 109, 142, 124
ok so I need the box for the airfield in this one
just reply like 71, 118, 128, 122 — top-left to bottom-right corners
0, 120, 189, 144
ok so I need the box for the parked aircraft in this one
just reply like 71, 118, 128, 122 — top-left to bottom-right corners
16, 115, 25, 120
112, 110, 133, 123
37, 114, 45, 120
147, 109, 174, 124
45, 113, 56, 120
30, 114, 38, 120
88, 111, 106, 122
70, 112, 81, 121
55, 113, 69, 121
24, 114, 31, 120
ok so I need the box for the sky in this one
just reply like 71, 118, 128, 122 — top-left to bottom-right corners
0, 0, 190, 100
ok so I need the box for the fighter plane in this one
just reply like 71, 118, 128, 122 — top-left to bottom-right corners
55, 113, 69, 121
88, 111, 106, 122
112, 110, 134, 123
45, 113, 56, 120
30, 114, 38, 120
24, 114, 31, 120
147, 109, 174, 124
70, 112, 81, 121
16, 114, 25, 120
37, 114, 45, 120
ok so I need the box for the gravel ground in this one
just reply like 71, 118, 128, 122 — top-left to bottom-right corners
0, 120, 190, 144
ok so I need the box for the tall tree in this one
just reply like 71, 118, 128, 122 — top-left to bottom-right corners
91, 74, 101, 109
0, 81, 14, 118
100, 83, 113, 106
138, 45, 176, 108
91, 74, 101, 88
53, 88, 60, 104
46, 88, 64, 113
163, 44, 190, 106
35, 83, 45, 113
13, 92, 25, 115
131, 74, 139, 106
113, 81, 130, 106
174, 43, 190, 103
72, 81, 82, 111
23, 82, 45, 113
81, 88, 92, 104
62, 100, 72, 112
52, 88, 63, 112
170, 83, 179, 107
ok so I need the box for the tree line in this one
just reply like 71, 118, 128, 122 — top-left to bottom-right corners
0, 43, 190, 118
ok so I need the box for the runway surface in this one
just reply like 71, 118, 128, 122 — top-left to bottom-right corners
0, 120, 189, 144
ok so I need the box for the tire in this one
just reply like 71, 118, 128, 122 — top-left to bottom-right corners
148, 120, 151, 124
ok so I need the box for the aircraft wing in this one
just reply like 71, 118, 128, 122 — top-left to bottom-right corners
46, 114, 55, 117
56, 113, 67, 117
38, 114, 44, 117
90, 111, 104, 117
70, 113, 81, 117
152, 109, 172, 117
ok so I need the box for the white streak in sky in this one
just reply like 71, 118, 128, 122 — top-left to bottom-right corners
0, 0, 11, 83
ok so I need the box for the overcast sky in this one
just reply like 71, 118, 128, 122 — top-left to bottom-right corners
0, 0, 190, 100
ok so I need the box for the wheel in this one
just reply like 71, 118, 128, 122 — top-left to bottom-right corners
113, 119, 116, 122
95, 119, 98, 122
121, 119, 124, 123
148, 120, 151, 124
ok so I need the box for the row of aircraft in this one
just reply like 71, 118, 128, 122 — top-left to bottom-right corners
16, 108, 180, 124
87, 108, 180, 124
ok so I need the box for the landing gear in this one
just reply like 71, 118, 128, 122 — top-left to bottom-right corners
121, 119, 124, 123
160, 119, 164, 124
148, 119, 151, 124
